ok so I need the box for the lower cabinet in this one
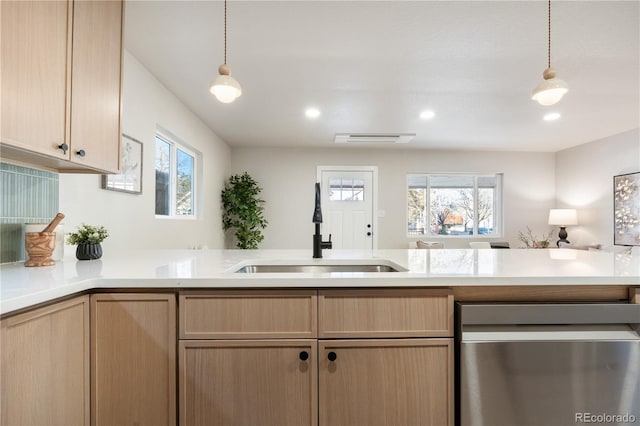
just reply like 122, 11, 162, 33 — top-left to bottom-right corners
318, 339, 454, 426
0, 295, 90, 425
178, 289, 454, 426
91, 293, 176, 426
179, 340, 317, 426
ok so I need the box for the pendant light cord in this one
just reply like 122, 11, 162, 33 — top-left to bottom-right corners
224, 0, 228, 65
547, 0, 551, 69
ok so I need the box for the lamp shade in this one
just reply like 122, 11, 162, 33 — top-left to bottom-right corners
531, 67, 569, 106
209, 74, 242, 103
531, 78, 568, 106
548, 209, 578, 226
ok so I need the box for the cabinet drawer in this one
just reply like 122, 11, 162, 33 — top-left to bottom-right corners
179, 290, 317, 339
318, 289, 453, 338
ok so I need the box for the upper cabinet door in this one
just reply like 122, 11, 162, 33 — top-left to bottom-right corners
69, 0, 123, 173
0, 0, 71, 159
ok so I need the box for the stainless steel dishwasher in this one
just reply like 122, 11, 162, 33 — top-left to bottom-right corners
457, 303, 640, 426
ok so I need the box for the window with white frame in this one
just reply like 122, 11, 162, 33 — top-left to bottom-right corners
155, 132, 198, 218
407, 174, 503, 237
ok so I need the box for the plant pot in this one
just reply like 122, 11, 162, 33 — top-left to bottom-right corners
76, 243, 103, 260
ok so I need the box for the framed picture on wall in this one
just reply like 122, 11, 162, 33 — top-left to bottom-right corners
101, 134, 143, 194
614, 171, 640, 246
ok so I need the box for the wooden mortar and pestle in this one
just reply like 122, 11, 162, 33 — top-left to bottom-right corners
25, 213, 65, 267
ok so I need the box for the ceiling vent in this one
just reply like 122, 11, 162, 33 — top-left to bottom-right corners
334, 133, 415, 144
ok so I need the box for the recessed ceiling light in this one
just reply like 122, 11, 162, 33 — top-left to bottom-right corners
420, 110, 435, 120
305, 108, 321, 119
543, 112, 561, 121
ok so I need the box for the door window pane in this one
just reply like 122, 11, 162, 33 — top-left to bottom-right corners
329, 178, 365, 201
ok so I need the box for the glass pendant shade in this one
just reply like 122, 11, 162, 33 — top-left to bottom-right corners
209, 64, 242, 104
209, 72, 242, 104
532, 69, 569, 106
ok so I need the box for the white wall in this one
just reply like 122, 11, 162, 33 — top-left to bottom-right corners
60, 50, 231, 253
555, 128, 640, 247
230, 147, 556, 249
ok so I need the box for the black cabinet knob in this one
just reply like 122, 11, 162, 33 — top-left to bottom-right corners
58, 143, 69, 153
76, 149, 86, 157
299, 351, 309, 361
327, 351, 337, 362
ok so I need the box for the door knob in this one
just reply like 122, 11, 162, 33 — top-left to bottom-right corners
367, 232, 372, 236
76, 149, 86, 157
367, 224, 371, 228
58, 143, 69, 153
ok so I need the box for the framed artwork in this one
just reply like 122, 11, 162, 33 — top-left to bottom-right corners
101, 134, 143, 194
614, 172, 640, 246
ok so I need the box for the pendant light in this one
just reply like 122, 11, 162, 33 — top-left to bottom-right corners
531, 0, 568, 106
209, 0, 242, 103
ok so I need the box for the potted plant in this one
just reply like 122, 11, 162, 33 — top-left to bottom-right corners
67, 224, 109, 260
221, 172, 268, 249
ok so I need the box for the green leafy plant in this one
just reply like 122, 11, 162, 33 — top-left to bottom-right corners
221, 172, 268, 249
66, 224, 109, 245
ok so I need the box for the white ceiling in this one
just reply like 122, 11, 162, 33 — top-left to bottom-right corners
124, 1, 640, 152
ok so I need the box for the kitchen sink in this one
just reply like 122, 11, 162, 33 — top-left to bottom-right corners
234, 263, 402, 273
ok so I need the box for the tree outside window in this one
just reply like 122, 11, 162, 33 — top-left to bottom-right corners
155, 133, 198, 218
407, 174, 502, 237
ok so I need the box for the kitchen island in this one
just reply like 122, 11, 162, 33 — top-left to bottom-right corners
1, 248, 638, 426
1, 248, 639, 315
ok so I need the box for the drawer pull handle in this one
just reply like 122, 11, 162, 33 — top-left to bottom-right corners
58, 143, 69, 153
299, 351, 309, 361
76, 149, 86, 157
327, 351, 337, 362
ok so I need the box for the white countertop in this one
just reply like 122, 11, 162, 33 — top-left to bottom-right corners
1, 248, 639, 315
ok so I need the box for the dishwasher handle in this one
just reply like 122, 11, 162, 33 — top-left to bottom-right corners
458, 303, 640, 326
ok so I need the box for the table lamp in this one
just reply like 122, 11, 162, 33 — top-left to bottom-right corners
548, 209, 578, 247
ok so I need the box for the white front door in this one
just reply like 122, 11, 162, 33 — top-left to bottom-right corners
319, 168, 376, 250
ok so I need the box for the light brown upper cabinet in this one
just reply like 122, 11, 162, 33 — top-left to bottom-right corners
0, 0, 123, 173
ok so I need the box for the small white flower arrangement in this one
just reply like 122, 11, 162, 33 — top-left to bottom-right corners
66, 224, 109, 245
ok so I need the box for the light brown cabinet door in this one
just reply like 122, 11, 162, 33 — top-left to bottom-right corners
0, 0, 71, 159
179, 339, 318, 426
319, 339, 453, 426
91, 294, 176, 426
69, 0, 122, 173
0, 295, 90, 426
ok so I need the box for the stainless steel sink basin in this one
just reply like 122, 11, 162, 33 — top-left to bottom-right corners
235, 264, 401, 273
